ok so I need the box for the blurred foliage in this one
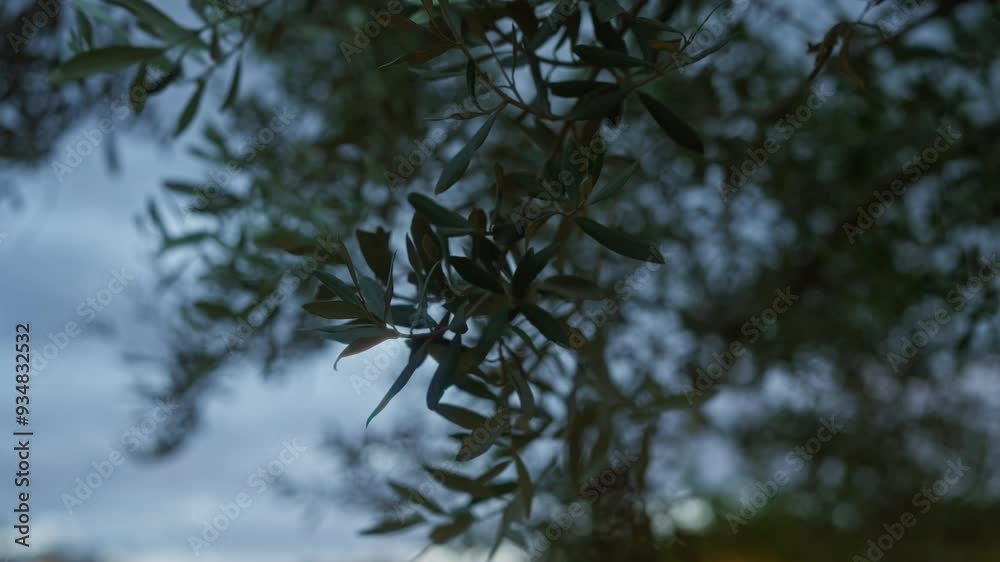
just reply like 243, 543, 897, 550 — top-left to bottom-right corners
22, 0, 1000, 559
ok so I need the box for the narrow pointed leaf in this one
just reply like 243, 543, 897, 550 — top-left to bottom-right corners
367, 339, 432, 427
51, 46, 163, 84
572, 45, 649, 68
302, 301, 369, 320
637, 92, 704, 154
175, 80, 205, 136
451, 256, 503, 292
408, 193, 473, 230
588, 161, 639, 204
357, 228, 392, 285
575, 217, 665, 263
360, 513, 425, 535
520, 304, 570, 347
435, 111, 500, 194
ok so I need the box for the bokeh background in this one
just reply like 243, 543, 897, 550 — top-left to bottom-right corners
2, 0, 999, 561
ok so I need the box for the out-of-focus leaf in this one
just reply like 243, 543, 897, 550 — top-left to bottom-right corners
588, 161, 639, 204
538, 275, 606, 300
51, 46, 164, 84
512, 451, 533, 517
302, 301, 369, 320
389, 481, 445, 515
637, 92, 705, 154
429, 514, 474, 544
174, 79, 205, 136
108, 0, 196, 44
435, 111, 500, 194
549, 80, 615, 98
590, 0, 624, 22
436, 403, 489, 429
575, 217, 665, 263
221, 58, 241, 109
360, 513, 425, 535
572, 44, 648, 68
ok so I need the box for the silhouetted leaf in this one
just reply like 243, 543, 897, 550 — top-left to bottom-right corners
367, 339, 432, 427
334, 334, 395, 369
52, 46, 164, 84
573, 44, 648, 68
389, 481, 446, 515
303, 301, 368, 320
408, 193, 474, 231
549, 80, 615, 98
588, 161, 639, 204
575, 217, 665, 263
451, 256, 503, 292
360, 513, 425, 535
637, 92, 704, 154
221, 58, 241, 109
427, 336, 462, 409
174, 80, 205, 136
520, 304, 570, 347
436, 111, 499, 194
429, 513, 474, 544
357, 228, 392, 285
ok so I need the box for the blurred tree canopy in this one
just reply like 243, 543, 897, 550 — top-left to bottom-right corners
28, 0, 1000, 559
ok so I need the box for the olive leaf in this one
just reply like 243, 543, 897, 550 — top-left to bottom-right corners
575, 217, 665, 263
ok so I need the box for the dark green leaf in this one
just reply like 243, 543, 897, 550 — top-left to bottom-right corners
511, 245, 555, 298
435, 111, 500, 194
512, 452, 534, 517
591, 0, 624, 22
174, 80, 206, 136
221, 58, 241, 109
311, 324, 393, 344
408, 193, 474, 230
302, 301, 369, 320
427, 336, 462, 409
108, 0, 195, 43
549, 80, 615, 98
520, 304, 570, 347
637, 92, 704, 154
357, 228, 392, 285
51, 46, 164, 84
367, 339, 432, 427
389, 481, 446, 515
360, 513, 425, 535
588, 161, 639, 204
429, 514, 474, 544
335, 334, 395, 369
451, 256, 503, 292
572, 44, 649, 68
314, 271, 362, 305
575, 217, 665, 263
435, 403, 489, 429
568, 87, 629, 121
